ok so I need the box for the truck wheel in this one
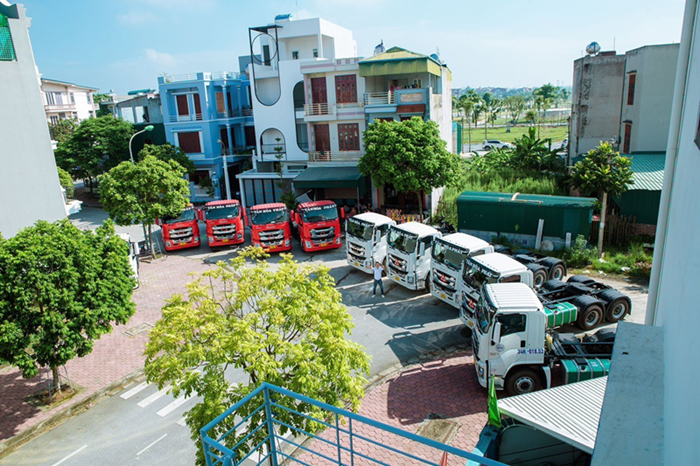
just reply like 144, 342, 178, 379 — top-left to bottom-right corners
532, 268, 548, 289
549, 263, 566, 281
572, 295, 605, 330
567, 275, 594, 285
424, 272, 431, 293
597, 290, 631, 323
541, 279, 566, 292
505, 368, 542, 396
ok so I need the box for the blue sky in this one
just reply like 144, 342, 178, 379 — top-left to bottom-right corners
21, 0, 686, 94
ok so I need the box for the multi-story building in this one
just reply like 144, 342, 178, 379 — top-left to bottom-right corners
239, 15, 452, 214
0, 2, 67, 237
570, 43, 679, 160
113, 89, 167, 155
41, 77, 97, 124
158, 71, 255, 202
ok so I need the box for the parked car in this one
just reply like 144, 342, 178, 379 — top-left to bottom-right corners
482, 140, 512, 150
559, 138, 569, 150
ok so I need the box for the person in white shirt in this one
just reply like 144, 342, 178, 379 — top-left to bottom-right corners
371, 262, 385, 298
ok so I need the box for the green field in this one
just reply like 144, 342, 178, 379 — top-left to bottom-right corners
459, 124, 568, 145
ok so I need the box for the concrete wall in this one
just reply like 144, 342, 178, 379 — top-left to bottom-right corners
621, 44, 679, 153
650, 1, 700, 462
0, 4, 66, 238
570, 53, 626, 158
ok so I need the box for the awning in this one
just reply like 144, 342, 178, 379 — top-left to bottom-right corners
397, 104, 425, 114
498, 377, 607, 454
293, 166, 365, 189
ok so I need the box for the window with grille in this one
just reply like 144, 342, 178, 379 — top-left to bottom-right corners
335, 75, 357, 104
623, 123, 632, 154
627, 73, 636, 106
0, 13, 16, 61
178, 132, 202, 153
338, 123, 360, 151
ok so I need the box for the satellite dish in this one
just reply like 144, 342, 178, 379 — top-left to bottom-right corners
541, 240, 555, 252
585, 42, 601, 56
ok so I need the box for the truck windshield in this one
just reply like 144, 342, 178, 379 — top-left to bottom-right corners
347, 218, 373, 241
251, 209, 288, 226
433, 240, 468, 271
163, 208, 196, 224
463, 264, 495, 290
476, 296, 493, 334
206, 205, 239, 220
302, 205, 338, 223
387, 228, 417, 254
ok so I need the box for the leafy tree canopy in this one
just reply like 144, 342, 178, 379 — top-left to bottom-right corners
359, 117, 460, 214
534, 83, 561, 103
54, 115, 134, 182
48, 118, 79, 146
570, 142, 633, 198
99, 155, 190, 254
138, 143, 195, 176
0, 220, 135, 391
57, 167, 75, 198
144, 249, 371, 465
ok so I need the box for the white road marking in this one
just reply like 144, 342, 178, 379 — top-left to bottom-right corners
156, 395, 190, 417
176, 417, 187, 427
136, 434, 168, 456
52, 445, 88, 466
136, 386, 170, 408
120, 382, 149, 399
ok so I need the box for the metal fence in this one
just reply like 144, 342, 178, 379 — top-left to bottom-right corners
200, 382, 506, 466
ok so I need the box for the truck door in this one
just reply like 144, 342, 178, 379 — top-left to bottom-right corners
374, 223, 390, 260
417, 235, 435, 281
490, 313, 529, 377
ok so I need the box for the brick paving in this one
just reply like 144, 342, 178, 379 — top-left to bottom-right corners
0, 255, 212, 442
297, 352, 487, 466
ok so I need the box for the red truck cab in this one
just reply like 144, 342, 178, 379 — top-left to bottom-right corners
292, 200, 343, 253
202, 200, 245, 247
248, 203, 292, 253
158, 204, 201, 251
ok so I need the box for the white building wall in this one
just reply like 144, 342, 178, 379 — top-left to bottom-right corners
41, 80, 95, 122
649, 1, 700, 463
0, 4, 66, 238
621, 44, 679, 153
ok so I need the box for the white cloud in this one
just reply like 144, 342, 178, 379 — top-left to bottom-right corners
144, 49, 178, 68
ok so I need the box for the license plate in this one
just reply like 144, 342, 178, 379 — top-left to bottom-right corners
269, 245, 277, 250
440, 293, 446, 299
319, 243, 328, 247
353, 261, 359, 267
394, 276, 400, 282
222, 239, 229, 243
467, 321, 474, 328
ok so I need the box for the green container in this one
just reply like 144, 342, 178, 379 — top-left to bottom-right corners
563, 358, 611, 384
456, 192, 596, 248
543, 302, 578, 329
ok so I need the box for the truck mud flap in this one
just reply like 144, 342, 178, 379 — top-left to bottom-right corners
562, 358, 611, 384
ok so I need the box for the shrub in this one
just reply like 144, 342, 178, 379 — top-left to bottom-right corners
562, 235, 597, 268
57, 167, 74, 198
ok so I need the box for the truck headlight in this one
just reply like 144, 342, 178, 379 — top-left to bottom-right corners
407, 275, 414, 284
478, 365, 485, 379
365, 260, 371, 268
285, 239, 290, 246
194, 236, 199, 243
305, 241, 311, 248
335, 237, 341, 244
208, 236, 214, 243
166, 241, 171, 247
237, 233, 242, 240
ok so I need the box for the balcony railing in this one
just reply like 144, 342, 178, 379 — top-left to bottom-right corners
216, 108, 253, 119
364, 92, 395, 106
163, 71, 243, 83
169, 113, 203, 122
200, 383, 506, 466
304, 103, 333, 116
45, 104, 77, 111
309, 151, 362, 162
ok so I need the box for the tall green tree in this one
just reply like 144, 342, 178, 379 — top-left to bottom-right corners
99, 155, 190, 257
503, 95, 527, 125
54, 115, 134, 191
534, 83, 561, 102
359, 117, 460, 216
48, 118, 79, 145
458, 95, 476, 151
570, 142, 633, 256
511, 127, 562, 172
0, 220, 135, 396
138, 143, 195, 176
144, 250, 371, 466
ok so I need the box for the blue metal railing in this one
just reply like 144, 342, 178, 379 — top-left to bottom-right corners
200, 382, 506, 466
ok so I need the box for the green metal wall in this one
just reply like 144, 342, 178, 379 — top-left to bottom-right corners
616, 190, 661, 225
457, 192, 595, 240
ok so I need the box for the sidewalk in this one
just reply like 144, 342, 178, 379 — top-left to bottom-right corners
0, 255, 212, 443
299, 351, 488, 466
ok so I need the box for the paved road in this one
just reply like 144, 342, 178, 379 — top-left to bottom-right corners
4, 215, 469, 465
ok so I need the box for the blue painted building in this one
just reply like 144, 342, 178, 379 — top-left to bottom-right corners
158, 71, 255, 202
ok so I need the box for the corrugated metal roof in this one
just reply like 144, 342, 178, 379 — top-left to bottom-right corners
499, 377, 607, 454
360, 46, 433, 63
627, 152, 665, 191
457, 191, 596, 208
359, 46, 444, 77
485, 283, 541, 310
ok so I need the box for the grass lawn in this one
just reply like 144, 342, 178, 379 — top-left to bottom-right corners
460, 124, 568, 145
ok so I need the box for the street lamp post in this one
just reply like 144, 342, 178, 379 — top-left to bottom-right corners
128, 125, 154, 252
217, 139, 232, 200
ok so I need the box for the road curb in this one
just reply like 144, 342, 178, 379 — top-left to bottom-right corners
0, 368, 146, 459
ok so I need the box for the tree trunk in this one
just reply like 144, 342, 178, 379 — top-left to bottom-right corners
468, 119, 472, 152
148, 224, 156, 260
597, 191, 608, 258
51, 365, 61, 395
417, 191, 424, 221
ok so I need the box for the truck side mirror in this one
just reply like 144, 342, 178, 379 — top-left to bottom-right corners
419, 242, 425, 256
197, 209, 205, 221
340, 208, 346, 219
492, 322, 502, 346
243, 209, 249, 227
155, 218, 161, 226
375, 230, 381, 242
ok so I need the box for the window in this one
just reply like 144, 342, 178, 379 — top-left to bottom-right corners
499, 275, 522, 283
70, 93, 75, 104
313, 48, 318, 58
292, 51, 299, 60
215, 92, 226, 114
49, 115, 59, 125
627, 73, 636, 106
0, 13, 16, 61
262, 45, 271, 66
335, 75, 357, 104
178, 131, 202, 153
46, 92, 56, 106
87, 93, 92, 104
623, 123, 632, 154
496, 313, 526, 336
413, 79, 422, 89
193, 93, 202, 118
338, 123, 359, 151
176, 94, 189, 116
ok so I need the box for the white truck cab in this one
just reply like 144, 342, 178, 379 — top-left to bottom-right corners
471, 283, 546, 392
429, 233, 494, 309
460, 253, 533, 330
386, 222, 441, 291
118, 233, 140, 286
346, 213, 396, 274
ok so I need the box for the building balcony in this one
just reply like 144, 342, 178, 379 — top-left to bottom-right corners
168, 113, 203, 123
309, 151, 362, 163
45, 103, 77, 113
364, 92, 395, 106
363, 88, 430, 108
304, 102, 334, 117
216, 108, 253, 119
159, 71, 243, 84
261, 143, 287, 160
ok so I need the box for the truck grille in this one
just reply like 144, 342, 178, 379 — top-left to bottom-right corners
348, 242, 365, 257
433, 272, 456, 292
169, 227, 193, 240
432, 277, 455, 295
388, 254, 407, 272
260, 229, 284, 246
213, 224, 236, 239
310, 226, 334, 240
